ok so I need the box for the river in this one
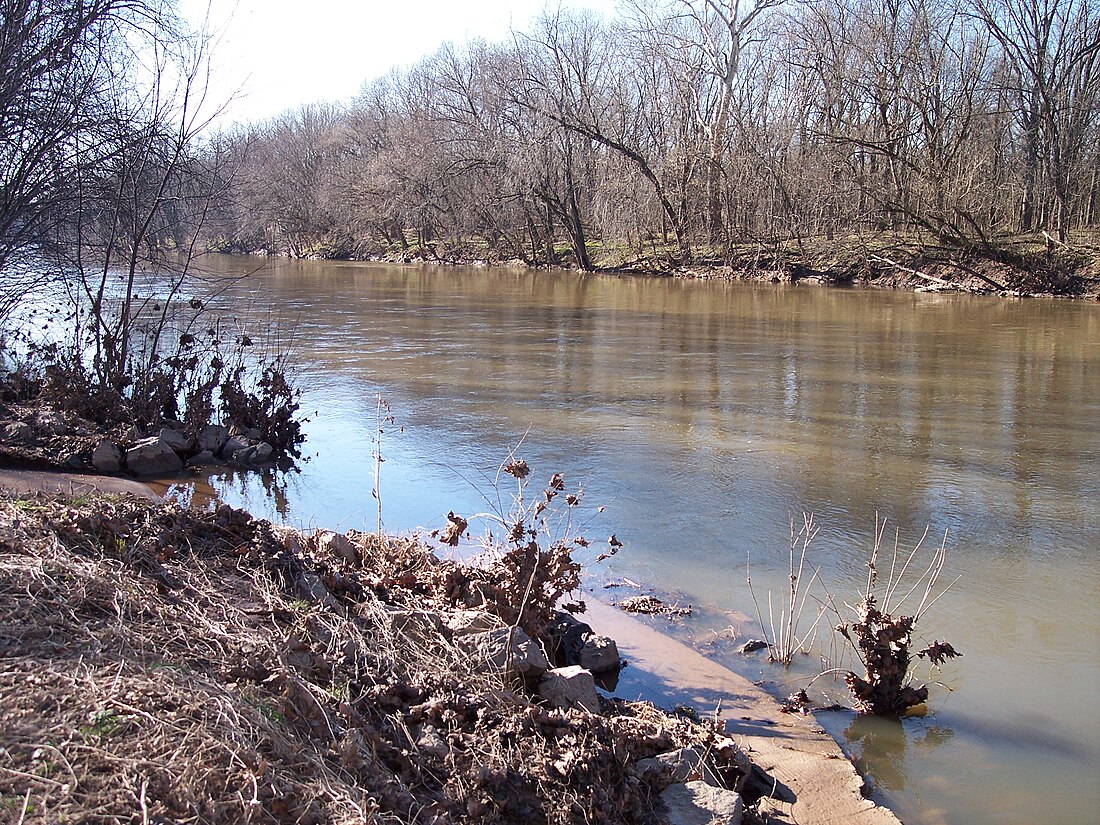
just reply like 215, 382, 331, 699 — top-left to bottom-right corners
171, 256, 1099, 825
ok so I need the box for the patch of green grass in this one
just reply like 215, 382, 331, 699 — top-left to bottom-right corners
12, 499, 48, 513
80, 708, 121, 739
253, 701, 285, 725
326, 680, 350, 702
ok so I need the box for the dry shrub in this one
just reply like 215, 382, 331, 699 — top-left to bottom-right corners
0, 492, 747, 824
836, 519, 961, 716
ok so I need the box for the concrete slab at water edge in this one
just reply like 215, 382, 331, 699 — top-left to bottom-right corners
582, 598, 901, 825
0, 469, 159, 500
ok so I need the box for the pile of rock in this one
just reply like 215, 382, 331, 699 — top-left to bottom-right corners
0, 402, 281, 477
93, 423, 276, 476
438, 605, 746, 822
379, 603, 746, 823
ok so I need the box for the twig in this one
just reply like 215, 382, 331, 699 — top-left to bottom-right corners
870, 254, 952, 286
1042, 230, 1069, 249
15, 788, 31, 825
746, 552, 774, 652
139, 777, 150, 825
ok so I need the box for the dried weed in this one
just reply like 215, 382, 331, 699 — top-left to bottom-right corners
0, 491, 748, 824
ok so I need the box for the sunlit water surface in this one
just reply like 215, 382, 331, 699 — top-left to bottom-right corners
163, 257, 1098, 825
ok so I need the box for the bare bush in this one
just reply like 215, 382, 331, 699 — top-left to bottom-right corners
837, 518, 962, 715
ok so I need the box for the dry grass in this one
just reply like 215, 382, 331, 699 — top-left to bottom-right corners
0, 491, 747, 824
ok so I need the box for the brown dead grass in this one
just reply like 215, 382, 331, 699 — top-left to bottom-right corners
0, 492, 745, 824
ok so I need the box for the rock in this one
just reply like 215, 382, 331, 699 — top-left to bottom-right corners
3, 421, 37, 446
33, 410, 68, 435
125, 436, 183, 476
578, 634, 621, 674
272, 525, 306, 554
232, 445, 258, 464
637, 747, 722, 788
386, 609, 444, 644
295, 571, 343, 613
63, 453, 85, 469
90, 439, 122, 473
317, 530, 359, 564
197, 424, 229, 454
544, 611, 593, 665
220, 434, 252, 459
459, 627, 549, 683
187, 450, 221, 466
544, 611, 622, 686
158, 427, 194, 454
536, 665, 600, 714
230, 441, 274, 466
251, 442, 275, 462
739, 639, 769, 654
415, 725, 450, 758
69, 416, 96, 436
660, 781, 743, 825
442, 609, 505, 637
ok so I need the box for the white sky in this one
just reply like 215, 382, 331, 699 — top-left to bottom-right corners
179, 0, 619, 125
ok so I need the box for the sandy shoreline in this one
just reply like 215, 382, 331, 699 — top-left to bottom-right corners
583, 599, 899, 824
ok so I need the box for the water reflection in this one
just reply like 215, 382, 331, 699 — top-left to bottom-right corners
844, 714, 955, 794
159, 465, 299, 518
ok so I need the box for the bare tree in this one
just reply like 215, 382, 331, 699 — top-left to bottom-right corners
628, 0, 785, 243
970, 0, 1100, 238
517, 9, 699, 262
0, 0, 167, 320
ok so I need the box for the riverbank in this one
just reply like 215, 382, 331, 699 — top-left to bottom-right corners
0, 483, 902, 824
338, 232, 1100, 300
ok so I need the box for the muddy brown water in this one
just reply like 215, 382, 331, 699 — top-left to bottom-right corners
160, 257, 1098, 825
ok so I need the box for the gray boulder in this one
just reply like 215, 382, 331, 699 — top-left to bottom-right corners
295, 570, 343, 613
579, 634, 621, 674
660, 781, 743, 825
158, 427, 194, 454
33, 410, 68, 435
443, 609, 505, 637
220, 434, 251, 459
317, 530, 359, 564
232, 441, 274, 465
637, 747, 723, 788
459, 627, 549, 683
386, 609, 445, 644
187, 450, 221, 466
544, 611, 623, 686
536, 665, 600, 714
415, 725, 450, 758
3, 421, 37, 446
91, 439, 122, 473
125, 436, 183, 476
197, 424, 229, 454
